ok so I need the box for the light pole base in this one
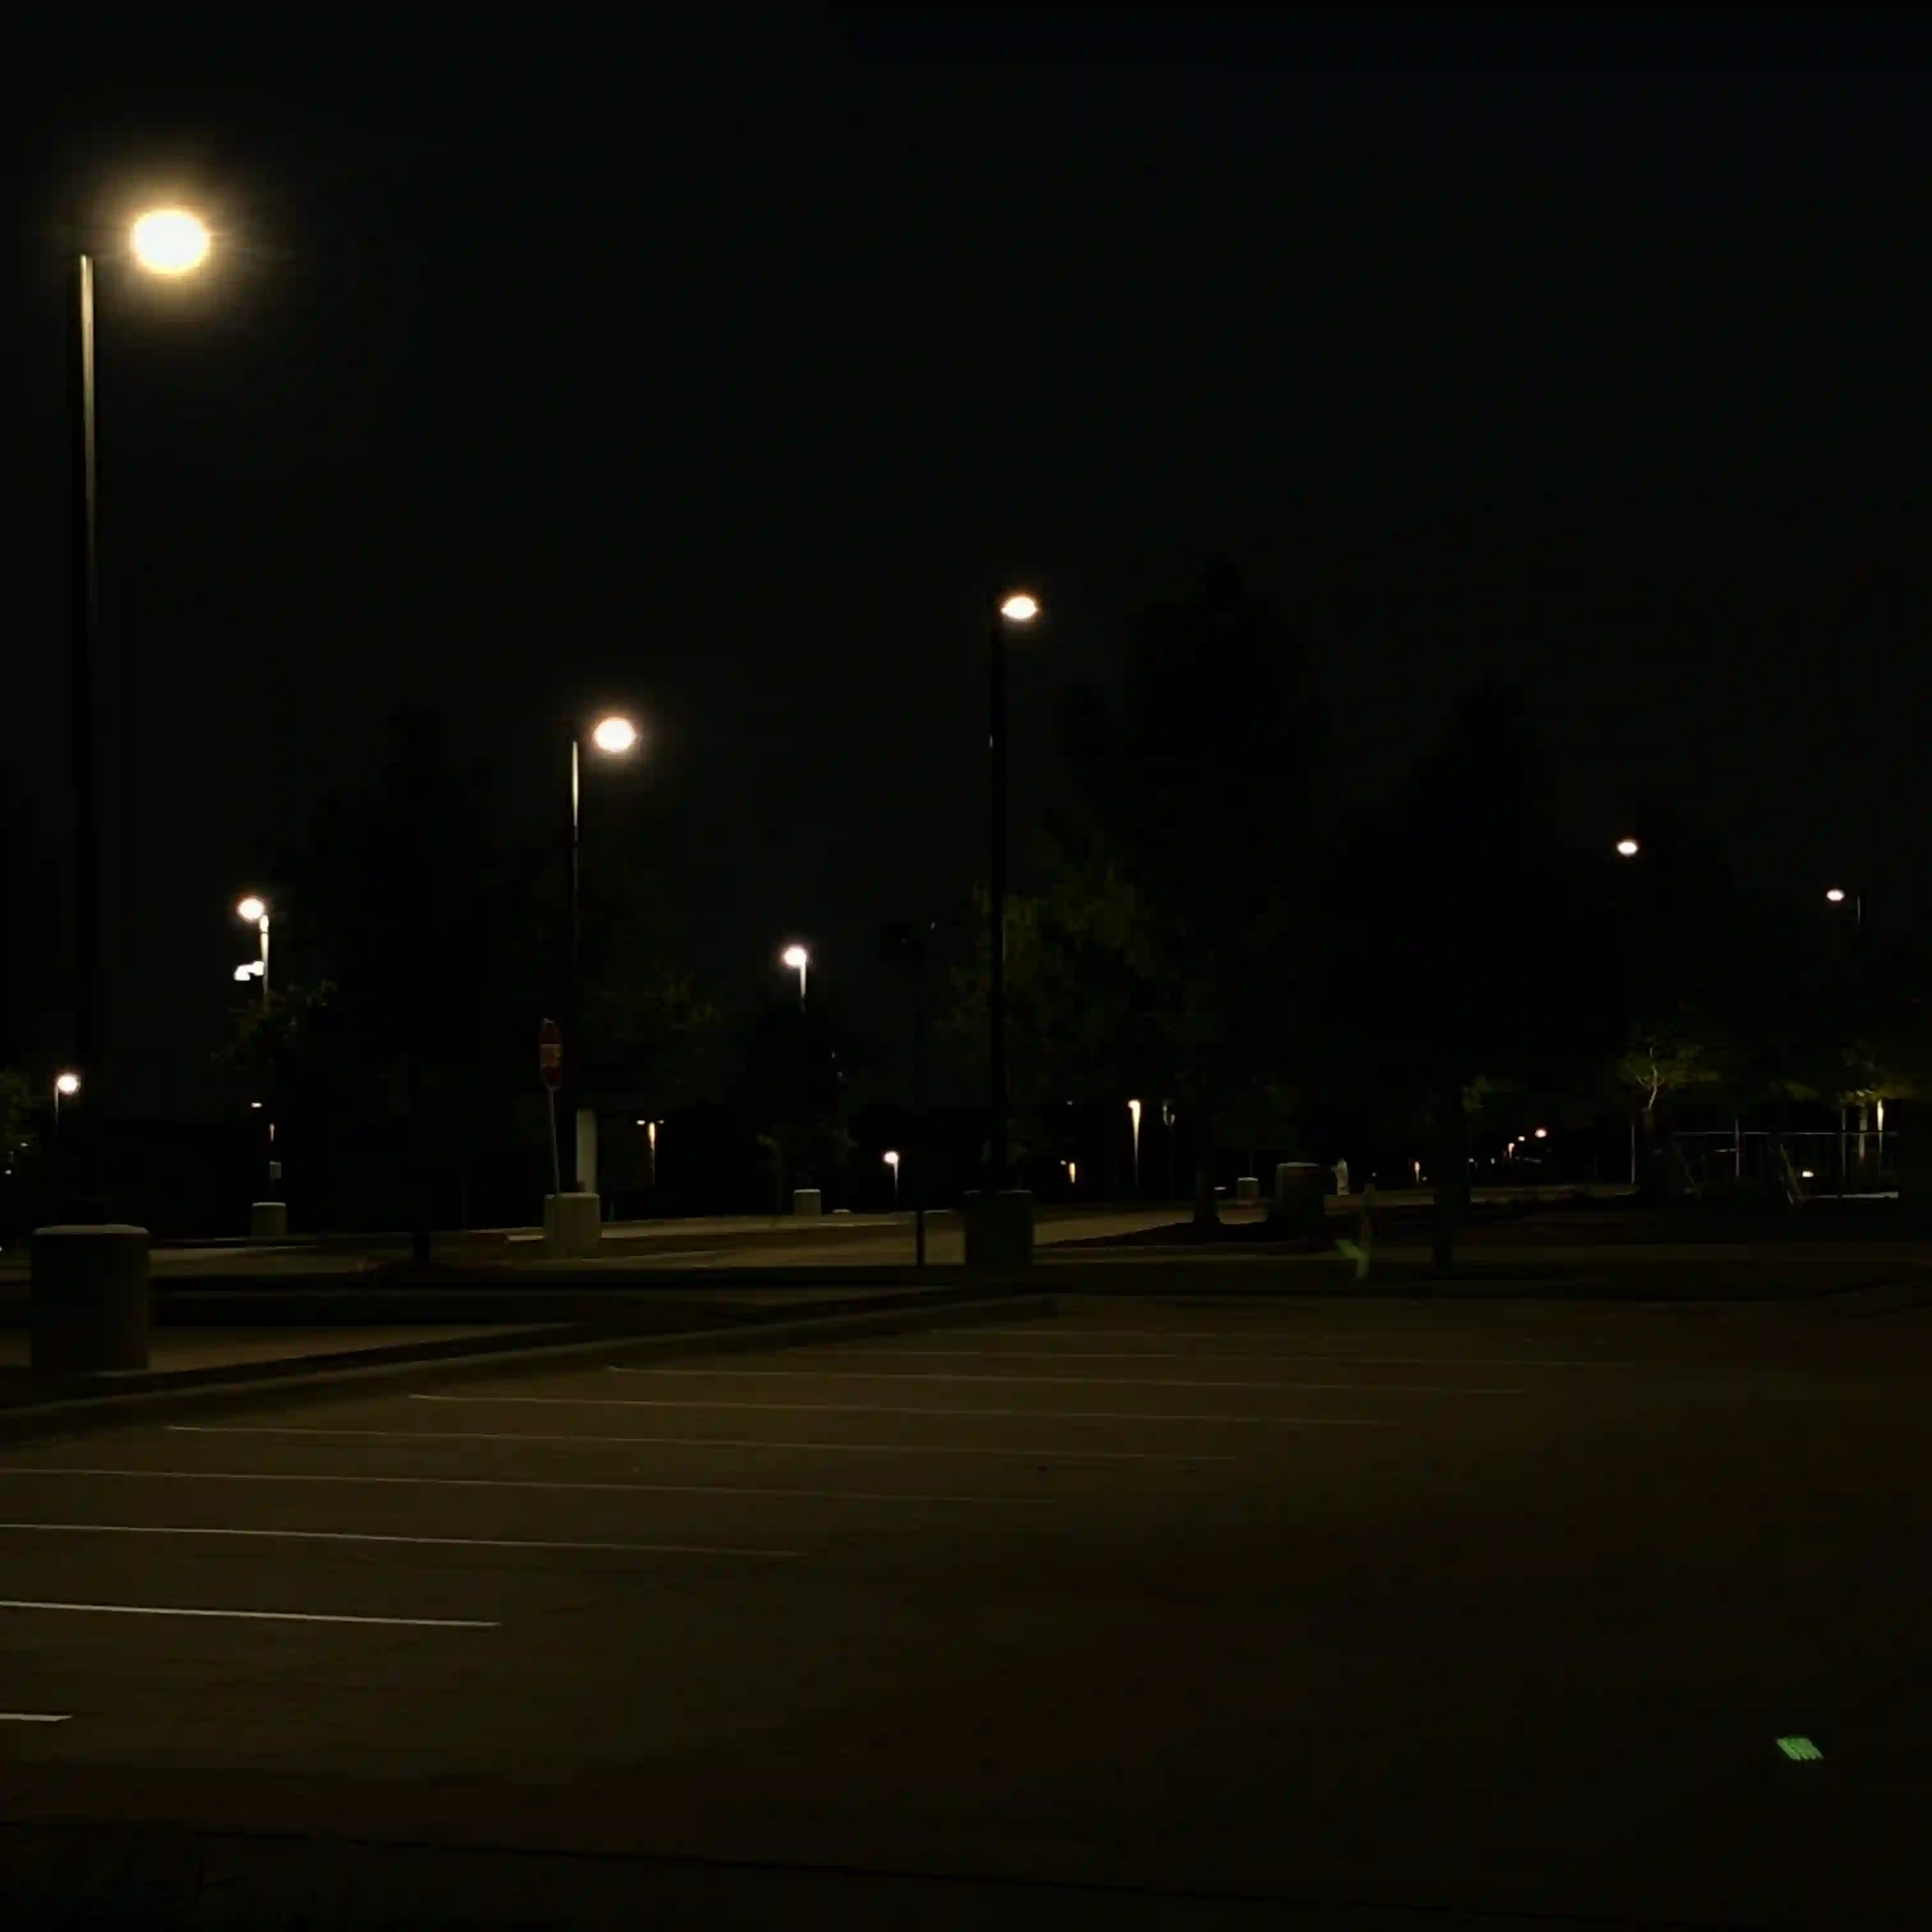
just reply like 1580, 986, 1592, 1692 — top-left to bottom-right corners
962, 1189, 1034, 1266
31, 1224, 151, 1374
1268, 1163, 1329, 1240
543, 1192, 602, 1259
790, 1188, 823, 1216
249, 1200, 289, 1239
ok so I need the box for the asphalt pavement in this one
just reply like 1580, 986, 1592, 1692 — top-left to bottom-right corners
3, 1292, 1931, 1926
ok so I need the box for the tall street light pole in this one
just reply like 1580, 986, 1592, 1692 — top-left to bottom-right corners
236, 896, 269, 1008
65, 207, 213, 1213
565, 714, 640, 1194
989, 592, 1038, 1185
781, 944, 809, 1005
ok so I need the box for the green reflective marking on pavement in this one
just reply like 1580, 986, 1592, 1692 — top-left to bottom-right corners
1777, 1736, 1823, 1761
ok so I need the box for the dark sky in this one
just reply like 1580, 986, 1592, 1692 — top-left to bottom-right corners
10, 13, 1932, 1116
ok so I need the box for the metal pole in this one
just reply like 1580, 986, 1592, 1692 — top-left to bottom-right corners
565, 730, 581, 1193
69, 252, 102, 1208
914, 954, 929, 1267
988, 612, 1009, 1187
259, 914, 270, 1009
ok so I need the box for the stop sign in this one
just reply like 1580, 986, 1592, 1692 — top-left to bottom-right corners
539, 1018, 563, 1092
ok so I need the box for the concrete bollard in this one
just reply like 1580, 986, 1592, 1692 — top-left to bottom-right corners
962, 1189, 1035, 1266
1234, 1175, 1261, 1203
1269, 1162, 1329, 1239
791, 1188, 823, 1216
542, 1192, 602, 1259
30, 1225, 151, 1374
249, 1200, 289, 1239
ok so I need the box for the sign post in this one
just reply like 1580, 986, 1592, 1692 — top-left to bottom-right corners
539, 1018, 563, 1197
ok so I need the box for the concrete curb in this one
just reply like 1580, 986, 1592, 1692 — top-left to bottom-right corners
0, 1289, 1056, 1446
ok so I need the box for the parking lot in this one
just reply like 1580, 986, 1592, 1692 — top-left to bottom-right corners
3, 1292, 1931, 1926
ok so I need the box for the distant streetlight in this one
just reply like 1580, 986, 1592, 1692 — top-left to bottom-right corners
234, 894, 270, 1008
233, 963, 259, 983
63, 207, 215, 1198
884, 1147, 901, 1205
562, 712, 642, 1193
781, 943, 809, 1004
52, 1071, 80, 1151
1614, 838, 1641, 858
1826, 886, 1864, 928
1128, 1098, 1143, 1195
1533, 1126, 1549, 1140
590, 714, 640, 755
130, 208, 212, 276
988, 590, 1040, 1185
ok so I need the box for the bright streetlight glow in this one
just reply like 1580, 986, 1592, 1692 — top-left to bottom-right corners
130, 208, 211, 276
590, 715, 639, 755
883, 1150, 900, 1168
999, 592, 1039, 624
1825, 887, 1847, 904
1533, 1126, 1549, 1139
1615, 838, 1640, 857
54, 1073, 80, 1097
234, 961, 263, 982
236, 895, 266, 924
781, 944, 808, 970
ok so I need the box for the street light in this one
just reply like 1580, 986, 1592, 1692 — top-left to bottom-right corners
52, 1071, 81, 1162
1614, 838, 1641, 858
130, 208, 212, 276
781, 943, 809, 1004
61, 206, 215, 1205
234, 894, 270, 1006
988, 589, 1039, 1186
1128, 1098, 1143, 1196
1826, 886, 1864, 927
884, 1147, 901, 1205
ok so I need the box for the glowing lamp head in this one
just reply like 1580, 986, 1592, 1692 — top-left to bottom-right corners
1826, 887, 1847, 904
130, 208, 211, 276
236, 895, 267, 924
54, 1073, 81, 1097
999, 592, 1039, 624
1615, 838, 1640, 858
1533, 1126, 1549, 1139
883, 1149, 900, 1168
781, 944, 809, 971
590, 715, 639, 755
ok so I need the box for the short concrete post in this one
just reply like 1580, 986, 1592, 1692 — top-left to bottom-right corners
30, 1225, 151, 1374
249, 1200, 289, 1239
1269, 1162, 1328, 1239
542, 1192, 602, 1259
962, 1189, 1035, 1266
790, 1188, 823, 1216
1234, 1175, 1261, 1203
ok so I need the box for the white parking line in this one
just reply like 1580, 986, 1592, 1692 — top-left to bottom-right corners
0, 1461, 1055, 1504
0, 1522, 794, 1560
0, 1600, 495, 1629
410, 1394, 1395, 1427
164, 1424, 1227, 1465
967, 1326, 1569, 1344
0, 1712, 70, 1724
811, 1347, 1634, 1368
610, 1367, 1525, 1395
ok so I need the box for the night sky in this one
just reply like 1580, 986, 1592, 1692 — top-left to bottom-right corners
10, 14, 1932, 1117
